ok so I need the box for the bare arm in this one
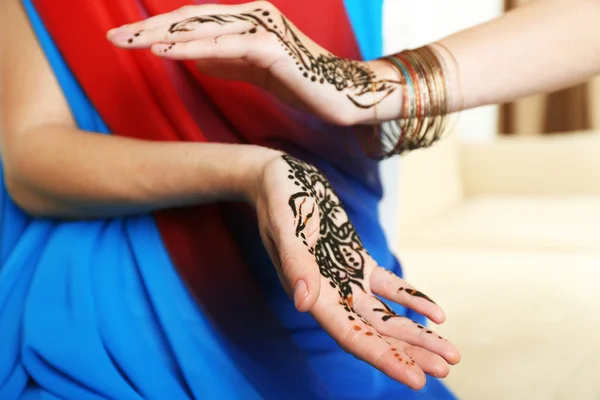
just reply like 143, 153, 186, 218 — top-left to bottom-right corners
373, 0, 600, 117
0, 0, 278, 219
99, 0, 599, 126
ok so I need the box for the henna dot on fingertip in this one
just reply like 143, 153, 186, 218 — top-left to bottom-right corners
262, 11, 270, 16
426, 330, 432, 334
127, 38, 133, 44
353, 325, 362, 331
249, 28, 257, 34
365, 332, 373, 336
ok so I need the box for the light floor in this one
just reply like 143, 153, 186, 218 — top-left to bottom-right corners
400, 248, 600, 400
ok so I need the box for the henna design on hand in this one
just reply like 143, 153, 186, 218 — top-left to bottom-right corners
399, 287, 437, 305
162, 8, 400, 109
283, 155, 366, 307
282, 155, 442, 345
373, 298, 403, 322
284, 155, 390, 341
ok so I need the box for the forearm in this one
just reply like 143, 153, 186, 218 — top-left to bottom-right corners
370, 0, 600, 120
3, 125, 277, 219
442, 0, 600, 110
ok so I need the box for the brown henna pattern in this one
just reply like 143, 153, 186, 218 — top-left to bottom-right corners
282, 155, 440, 360
399, 287, 437, 305
283, 154, 443, 349
283, 155, 366, 306
373, 298, 404, 322
160, 8, 400, 109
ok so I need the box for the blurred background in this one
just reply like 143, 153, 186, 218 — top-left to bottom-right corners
379, 1, 600, 399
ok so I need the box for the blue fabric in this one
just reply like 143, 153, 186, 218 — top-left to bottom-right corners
344, 0, 384, 60
0, 1, 456, 399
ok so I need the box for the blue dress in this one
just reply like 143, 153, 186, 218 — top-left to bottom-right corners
0, 1, 456, 398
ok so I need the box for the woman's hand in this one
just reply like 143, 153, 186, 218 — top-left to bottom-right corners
106, 1, 401, 125
251, 153, 460, 390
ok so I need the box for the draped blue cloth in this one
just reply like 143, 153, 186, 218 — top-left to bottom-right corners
0, 1, 456, 398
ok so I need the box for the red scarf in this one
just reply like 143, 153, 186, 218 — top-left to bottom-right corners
32, 0, 363, 299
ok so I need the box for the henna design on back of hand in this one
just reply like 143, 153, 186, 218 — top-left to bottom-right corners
164, 8, 399, 109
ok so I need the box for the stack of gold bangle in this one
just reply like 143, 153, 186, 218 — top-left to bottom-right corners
372, 43, 457, 158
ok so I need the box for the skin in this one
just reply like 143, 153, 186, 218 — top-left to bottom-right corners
0, 0, 460, 390
100, 0, 598, 387
106, 0, 600, 125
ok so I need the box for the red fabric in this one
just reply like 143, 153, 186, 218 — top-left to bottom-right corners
32, 0, 362, 295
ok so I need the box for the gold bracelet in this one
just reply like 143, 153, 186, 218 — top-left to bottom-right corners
370, 44, 458, 157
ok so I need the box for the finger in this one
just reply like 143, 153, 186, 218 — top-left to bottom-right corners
404, 345, 451, 378
313, 296, 427, 390
270, 193, 322, 313
115, 13, 254, 49
151, 33, 279, 70
108, 3, 280, 47
370, 266, 446, 324
384, 337, 450, 379
107, 3, 253, 40
352, 293, 461, 365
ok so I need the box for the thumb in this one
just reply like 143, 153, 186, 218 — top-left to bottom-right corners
269, 199, 321, 312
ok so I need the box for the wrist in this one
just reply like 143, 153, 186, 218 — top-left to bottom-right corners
345, 59, 404, 125
235, 145, 282, 205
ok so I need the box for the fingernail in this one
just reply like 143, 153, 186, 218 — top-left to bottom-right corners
293, 280, 308, 307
